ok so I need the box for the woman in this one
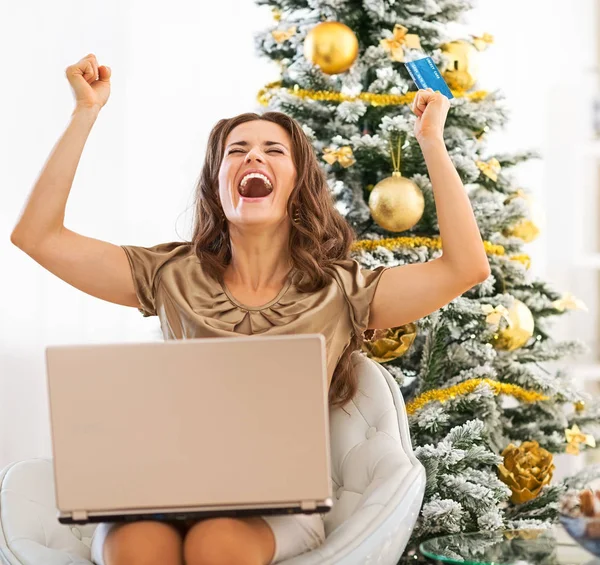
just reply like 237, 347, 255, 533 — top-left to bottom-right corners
11, 54, 490, 565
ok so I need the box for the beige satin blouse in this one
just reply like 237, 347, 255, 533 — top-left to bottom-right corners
121, 241, 388, 384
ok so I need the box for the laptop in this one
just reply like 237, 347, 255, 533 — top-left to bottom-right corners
45, 333, 333, 525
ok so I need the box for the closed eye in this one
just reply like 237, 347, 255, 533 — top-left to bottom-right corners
228, 149, 284, 154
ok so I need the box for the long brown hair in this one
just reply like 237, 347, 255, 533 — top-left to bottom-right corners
190, 111, 362, 409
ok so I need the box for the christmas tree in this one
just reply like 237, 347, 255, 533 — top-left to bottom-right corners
253, 0, 600, 560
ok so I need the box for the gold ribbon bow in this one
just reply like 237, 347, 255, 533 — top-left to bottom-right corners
472, 33, 494, 51
565, 424, 596, 455
380, 24, 422, 63
552, 292, 588, 312
482, 304, 510, 325
272, 26, 296, 43
503, 188, 527, 204
476, 158, 501, 182
323, 146, 356, 168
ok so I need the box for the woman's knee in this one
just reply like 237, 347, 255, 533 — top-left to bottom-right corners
183, 517, 274, 565
103, 520, 184, 565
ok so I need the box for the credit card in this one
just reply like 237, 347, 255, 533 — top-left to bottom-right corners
404, 57, 454, 99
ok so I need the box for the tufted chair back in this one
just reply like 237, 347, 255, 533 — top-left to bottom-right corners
324, 352, 416, 535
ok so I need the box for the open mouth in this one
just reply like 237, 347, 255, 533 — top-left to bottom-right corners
238, 172, 274, 199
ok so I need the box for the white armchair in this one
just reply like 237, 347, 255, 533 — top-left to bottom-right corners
0, 352, 425, 565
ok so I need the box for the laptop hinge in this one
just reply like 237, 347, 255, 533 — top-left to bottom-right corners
71, 510, 88, 521
300, 501, 317, 511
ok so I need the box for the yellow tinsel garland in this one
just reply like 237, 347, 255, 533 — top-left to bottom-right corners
350, 236, 529, 266
508, 254, 531, 269
257, 81, 489, 107
406, 378, 549, 416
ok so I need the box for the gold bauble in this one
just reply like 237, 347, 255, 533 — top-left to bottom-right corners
368, 172, 424, 232
362, 323, 417, 362
492, 299, 534, 351
498, 440, 554, 505
303, 21, 359, 75
441, 40, 479, 91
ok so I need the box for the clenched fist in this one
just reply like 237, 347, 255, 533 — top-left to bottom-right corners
65, 53, 111, 111
411, 88, 450, 145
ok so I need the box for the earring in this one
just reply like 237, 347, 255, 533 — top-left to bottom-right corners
293, 207, 301, 224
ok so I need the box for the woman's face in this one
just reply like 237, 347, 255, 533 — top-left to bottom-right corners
218, 120, 297, 229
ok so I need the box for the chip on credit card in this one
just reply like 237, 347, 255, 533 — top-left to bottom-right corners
404, 57, 454, 99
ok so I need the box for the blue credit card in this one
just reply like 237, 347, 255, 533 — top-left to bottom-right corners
404, 57, 454, 99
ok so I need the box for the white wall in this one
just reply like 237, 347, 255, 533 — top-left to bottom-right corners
1, 0, 278, 467
1, 0, 597, 481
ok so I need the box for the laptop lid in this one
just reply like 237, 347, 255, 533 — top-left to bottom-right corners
46, 334, 332, 523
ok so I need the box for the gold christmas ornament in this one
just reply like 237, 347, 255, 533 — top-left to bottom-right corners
498, 440, 555, 505
322, 145, 356, 168
441, 40, 479, 91
369, 173, 424, 232
362, 323, 417, 362
369, 136, 424, 232
574, 400, 586, 413
492, 299, 534, 351
304, 21, 359, 75
272, 26, 297, 43
565, 424, 597, 455
471, 32, 494, 51
476, 158, 501, 182
380, 23, 422, 63
272, 7, 282, 21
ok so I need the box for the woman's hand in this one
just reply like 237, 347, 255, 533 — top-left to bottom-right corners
411, 88, 450, 145
65, 53, 111, 111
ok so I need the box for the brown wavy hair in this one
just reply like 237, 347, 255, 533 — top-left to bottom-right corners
190, 111, 362, 409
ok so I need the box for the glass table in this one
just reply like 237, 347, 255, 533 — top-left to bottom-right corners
419, 525, 600, 565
